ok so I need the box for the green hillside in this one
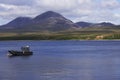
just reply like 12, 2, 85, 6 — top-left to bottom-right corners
0, 27, 120, 40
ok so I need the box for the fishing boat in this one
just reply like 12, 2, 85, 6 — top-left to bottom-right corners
7, 46, 33, 57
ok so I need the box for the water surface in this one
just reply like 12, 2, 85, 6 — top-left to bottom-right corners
0, 40, 120, 80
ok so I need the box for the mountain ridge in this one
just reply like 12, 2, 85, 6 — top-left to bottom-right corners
0, 11, 118, 32
76, 21, 115, 28
0, 11, 79, 32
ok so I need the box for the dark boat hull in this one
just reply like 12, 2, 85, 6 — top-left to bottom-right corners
8, 50, 33, 57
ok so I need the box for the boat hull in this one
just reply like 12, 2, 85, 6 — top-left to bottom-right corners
8, 50, 33, 57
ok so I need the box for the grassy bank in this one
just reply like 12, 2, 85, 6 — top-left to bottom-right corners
0, 31, 120, 40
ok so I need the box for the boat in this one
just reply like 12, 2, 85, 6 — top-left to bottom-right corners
7, 46, 33, 57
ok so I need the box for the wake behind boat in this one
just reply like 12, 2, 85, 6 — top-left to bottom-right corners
7, 46, 33, 57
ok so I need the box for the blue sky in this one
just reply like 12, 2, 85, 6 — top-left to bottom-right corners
0, 0, 120, 25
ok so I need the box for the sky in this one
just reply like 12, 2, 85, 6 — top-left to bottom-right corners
0, 0, 120, 25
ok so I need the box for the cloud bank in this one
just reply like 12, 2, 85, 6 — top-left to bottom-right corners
0, 0, 120, 25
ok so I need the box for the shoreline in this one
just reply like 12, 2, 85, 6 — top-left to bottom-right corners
0, 39, 120, 42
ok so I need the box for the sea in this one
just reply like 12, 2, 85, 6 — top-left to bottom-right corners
0, 40, 120, 80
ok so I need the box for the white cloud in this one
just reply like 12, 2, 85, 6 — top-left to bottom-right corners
37, 0, 94, 12
101, 0, 120, 9
34, 0, 94, 19
0, 18, 10, 25
0, 3, 37, 18
0, 0, 34, 6
0, 0, 120, 25
0, 3, 16, 10
114, 13, 120, 17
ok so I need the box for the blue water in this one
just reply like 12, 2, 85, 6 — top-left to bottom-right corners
0, 40, 120, 80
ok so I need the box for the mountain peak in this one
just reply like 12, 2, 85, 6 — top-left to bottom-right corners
40, 11, 62, 17
44, 11, 60, 15
76, 21, 116, 27
34, 11, 63, 21
98, 22, 114, 26
76, 21, 93, 27
6, 17, 32, 27
10, 17, 32, 23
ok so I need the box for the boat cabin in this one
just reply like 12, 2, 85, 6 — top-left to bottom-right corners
21, 46, 30, 52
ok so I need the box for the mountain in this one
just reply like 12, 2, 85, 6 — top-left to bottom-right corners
0, 11, 118, 32
34, 11, 63, 21
94, 22, 115, 27
76, 22, 93, 27
1, 17, 32, 29
31, 11, 79, 31
76, 21, 115, 27
0, 11, 79, 32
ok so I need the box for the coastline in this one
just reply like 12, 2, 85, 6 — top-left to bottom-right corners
0, 39, 120, 41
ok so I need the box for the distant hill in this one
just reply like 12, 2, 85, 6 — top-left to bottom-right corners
75, 22, 93, 27
92, 22, 115, 28
76, 21, 115, 27
1, 17, 32, 29
0, 11, 79, 32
